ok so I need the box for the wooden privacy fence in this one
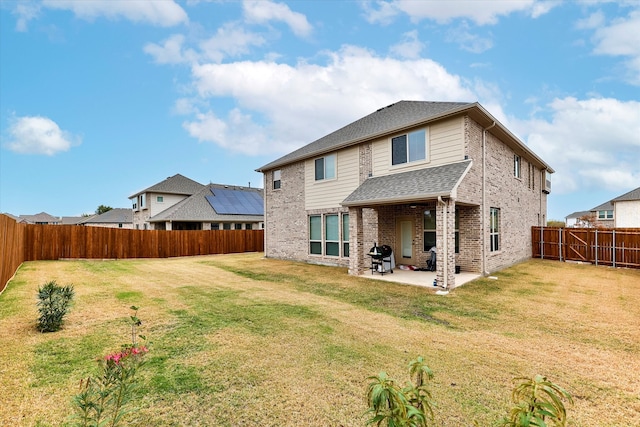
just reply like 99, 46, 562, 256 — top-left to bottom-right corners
0, 214, 264, 293
532, 226, 640, 269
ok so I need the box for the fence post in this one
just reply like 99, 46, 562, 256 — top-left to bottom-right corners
558, 228, 563, 262
613, 230, 616, 268
595, 230, 598, 266
540, 226, 544, 259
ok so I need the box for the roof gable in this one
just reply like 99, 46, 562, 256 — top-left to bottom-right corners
257, 100, 553, 174
130, 174, 204, 198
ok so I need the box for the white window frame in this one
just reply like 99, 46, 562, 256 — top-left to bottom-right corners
309, 213, 350, 257
314, 154, 336, 181
514, 155, 521, 178
273, 169, 281, 189
598, 210, 613, 220
392, 129, 427, 166
490, 207, 500, 252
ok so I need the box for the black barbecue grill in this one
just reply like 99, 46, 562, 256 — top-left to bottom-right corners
368, 243, 393, 275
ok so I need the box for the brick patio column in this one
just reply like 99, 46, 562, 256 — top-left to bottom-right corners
349, 207, 366, 275
436, 198, 456, 288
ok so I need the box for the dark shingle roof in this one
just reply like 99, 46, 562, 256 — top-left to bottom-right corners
342, 160, 472, 206
149, 184, 264, 222
611, 186, 640, 202
257, 101, 472, 171
81, 208, 132, 224
591, 201, 613, 211
130, 174, 204, 198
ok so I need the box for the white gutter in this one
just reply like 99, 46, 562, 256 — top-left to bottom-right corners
482, 121, 496, 276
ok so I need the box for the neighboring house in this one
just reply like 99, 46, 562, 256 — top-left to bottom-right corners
257, 100, 553, 288
18, 212, 60, 225
79, 208, 133, 229
611, 186, 640, 228
565, 211, 590, 228
129, 174, 264, 230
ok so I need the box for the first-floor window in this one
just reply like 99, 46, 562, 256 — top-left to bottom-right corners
309, 213, 349, 257
310, 215, 322, 254
234, 223, 242, 230
245, 223, 253, 230
598, 210, 613, 219
342, 214, 350, 257
490, 207, 500, 252
325, 214, 339, 256
423, 209, 436, 251
223, 223, 231, 230
212, 223, 220, 230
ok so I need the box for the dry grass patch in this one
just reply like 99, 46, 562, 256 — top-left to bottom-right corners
0, 254, 638, 426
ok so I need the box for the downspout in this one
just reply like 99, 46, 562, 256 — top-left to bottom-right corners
482, 121, 496, 276
438, 196, 448, 290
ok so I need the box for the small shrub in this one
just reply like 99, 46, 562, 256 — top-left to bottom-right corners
36, 280, 75, 332
499, 374, 573, 427
72, 306, 149, 427
365, 356, 435, 427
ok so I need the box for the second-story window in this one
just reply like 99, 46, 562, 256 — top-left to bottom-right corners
273, 169, 281, 189
392, 129, 426, 165
315, 154, 336, 181
157, 196, 164, 202
514, 155, 521, 178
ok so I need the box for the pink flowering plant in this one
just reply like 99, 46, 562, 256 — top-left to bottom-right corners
72, 306, 149, 427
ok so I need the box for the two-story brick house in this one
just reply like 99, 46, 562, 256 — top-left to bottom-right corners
257, 101, 554, 289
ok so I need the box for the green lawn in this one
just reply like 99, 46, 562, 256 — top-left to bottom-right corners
1, 254, 638, 426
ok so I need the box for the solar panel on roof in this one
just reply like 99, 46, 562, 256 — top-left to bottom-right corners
205, 188, 264, 215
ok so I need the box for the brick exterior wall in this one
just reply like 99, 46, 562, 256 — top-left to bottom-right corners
460, 118, 547, 274
264, 162, 308, 260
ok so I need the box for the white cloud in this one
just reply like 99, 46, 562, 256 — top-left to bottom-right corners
445, 23, 493, 53
389, 30, 425, 59
144, 34, 196, 64
12, 1, 41, 32
516, 97, 640, 194
186, 45, 475, 155
199, 22, 267, 63
243, 0, 312, 37
575, 10, 605, 30
41, 0, 188, 27
590, 9, 640, 84
363, 0, 555, 26
183, 109, 274, 155
4, 115, 81, 155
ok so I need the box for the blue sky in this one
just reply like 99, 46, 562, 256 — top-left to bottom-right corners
1, 0, 639, 221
